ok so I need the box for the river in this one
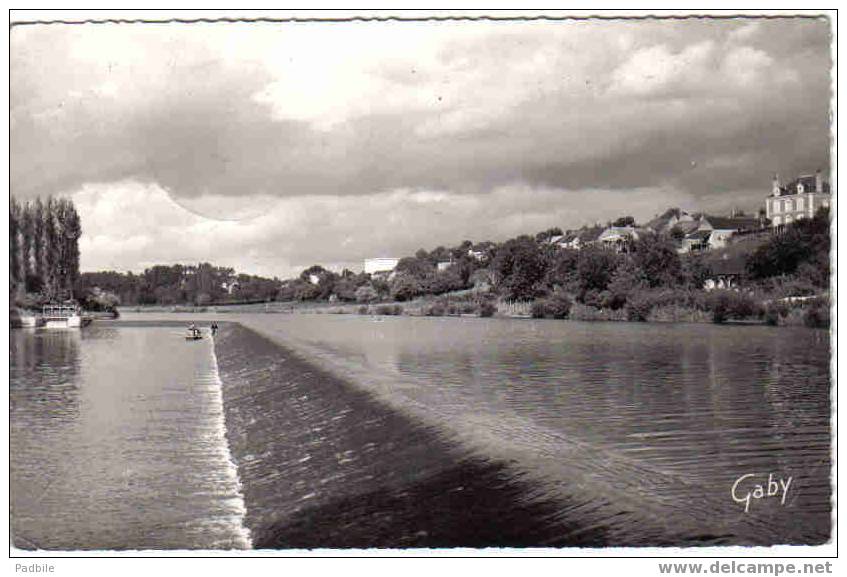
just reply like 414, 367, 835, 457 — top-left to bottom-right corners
10, 314, 831, 548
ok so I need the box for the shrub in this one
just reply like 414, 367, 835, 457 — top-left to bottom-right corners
357, 305, 369, 315
803, 298, 830, 329
531, 290, 573, 319
625, 293, 653, 322
763, 306, 780, 326
531, 301, 546, 319
389, 275, 421, 302
460, 302, 477, 315
544, 290, 573, 319
374, 304, 404, 316
581, 289, 603, 308
707, 290, 757, 324
425, 302, 447, 316
354, 285, 379, 303
479, 301, 497, 318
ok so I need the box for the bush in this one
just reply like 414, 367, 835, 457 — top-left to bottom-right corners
531, 290, 573, 319
357, 305, 369, 315
707, 290, 757, 324
581, 289, 603, 308
479, 301, 497, 318
375, 304, 403, 316
625, 293, 653, 322
389, 275, 421, 302
355, 285, 378, 303
763, 306, 780, 326
531, 301, 546, 319
545, 291, 573, 319
803, 298, 830, 329
425, 302, 447, 316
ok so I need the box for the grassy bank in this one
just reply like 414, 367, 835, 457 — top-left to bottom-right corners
120, 288, 830, 329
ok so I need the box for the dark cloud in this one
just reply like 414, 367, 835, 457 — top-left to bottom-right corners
10, 18, 832, 275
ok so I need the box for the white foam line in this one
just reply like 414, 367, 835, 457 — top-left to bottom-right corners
206, 335, 254, 550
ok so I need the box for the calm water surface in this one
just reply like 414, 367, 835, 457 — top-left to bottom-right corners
10, 326, 250, 550
11, 314, 831, 547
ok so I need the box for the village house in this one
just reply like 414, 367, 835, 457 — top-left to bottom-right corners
550, 226, 604, 250
765, 170, 831, 228
680, 229, 711, 253
702, 254, 746, 290
677, 213, 761, 253
646, 208, 697, 235
697, 214, 761, 250
597, 226, 650, 253
363, 257, 400, 280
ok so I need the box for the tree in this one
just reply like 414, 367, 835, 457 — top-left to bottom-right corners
613, 216, 636, 227
630, 232, 682, 287
576, 246, 620, 295
354, 284, 378, 303
492, 236, 546, 300
543, 247, 579, 291
746, 207, 830, 286
389, 274, 421, 302
681, 253, 712, 290
395, 255, 435, 279
9, 197, 22, 297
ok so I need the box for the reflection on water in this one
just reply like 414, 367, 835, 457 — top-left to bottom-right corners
10, 326, 250, 550
227, 315, 830, 546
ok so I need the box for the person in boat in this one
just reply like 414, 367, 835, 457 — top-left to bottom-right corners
210, 322, 218, 336
188, 323, 200, 338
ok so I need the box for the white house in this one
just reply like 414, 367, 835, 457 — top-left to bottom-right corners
597, 226, 649, 253
364, 257, 400, 275
765, 171, 831, 227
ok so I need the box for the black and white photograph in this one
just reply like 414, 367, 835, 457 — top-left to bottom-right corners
7, 8, 836, 563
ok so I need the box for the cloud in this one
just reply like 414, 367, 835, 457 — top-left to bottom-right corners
12, 17, 832, 276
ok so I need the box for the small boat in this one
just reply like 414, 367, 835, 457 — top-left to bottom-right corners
185, 334, 203, 341
41, 304, 91, 329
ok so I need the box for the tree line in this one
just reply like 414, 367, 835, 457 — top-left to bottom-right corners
77, 264, 283, 308
10, 196, 82, 305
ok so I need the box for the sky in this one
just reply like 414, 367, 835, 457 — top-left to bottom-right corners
10, 16, 832, 278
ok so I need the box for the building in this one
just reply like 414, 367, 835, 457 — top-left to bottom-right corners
702, 256, 745, 290
364, 257, 400, 276
680, 229, 711, 253
765, 170, 831, 227
697, 215, 761, 250
551, 226, 604, 250
646, 208, 696, 235
597, 226, 651, 253
436, 261, 453, 272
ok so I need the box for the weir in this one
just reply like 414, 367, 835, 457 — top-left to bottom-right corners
213, 322, 605, 548
213, 320, 830, 548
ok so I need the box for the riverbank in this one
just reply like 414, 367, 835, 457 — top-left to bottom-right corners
119, 288, 831, 329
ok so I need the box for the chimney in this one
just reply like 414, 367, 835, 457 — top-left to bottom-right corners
815, 169, 823, 193
772, 173, 781, 197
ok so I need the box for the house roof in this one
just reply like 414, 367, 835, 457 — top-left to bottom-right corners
702, 215, 760, 231
685, 230, 711, 241
577, 226, 605, 242
777, 174, 831, 196
645, 207, 693, 232
675, 220, 701, 234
